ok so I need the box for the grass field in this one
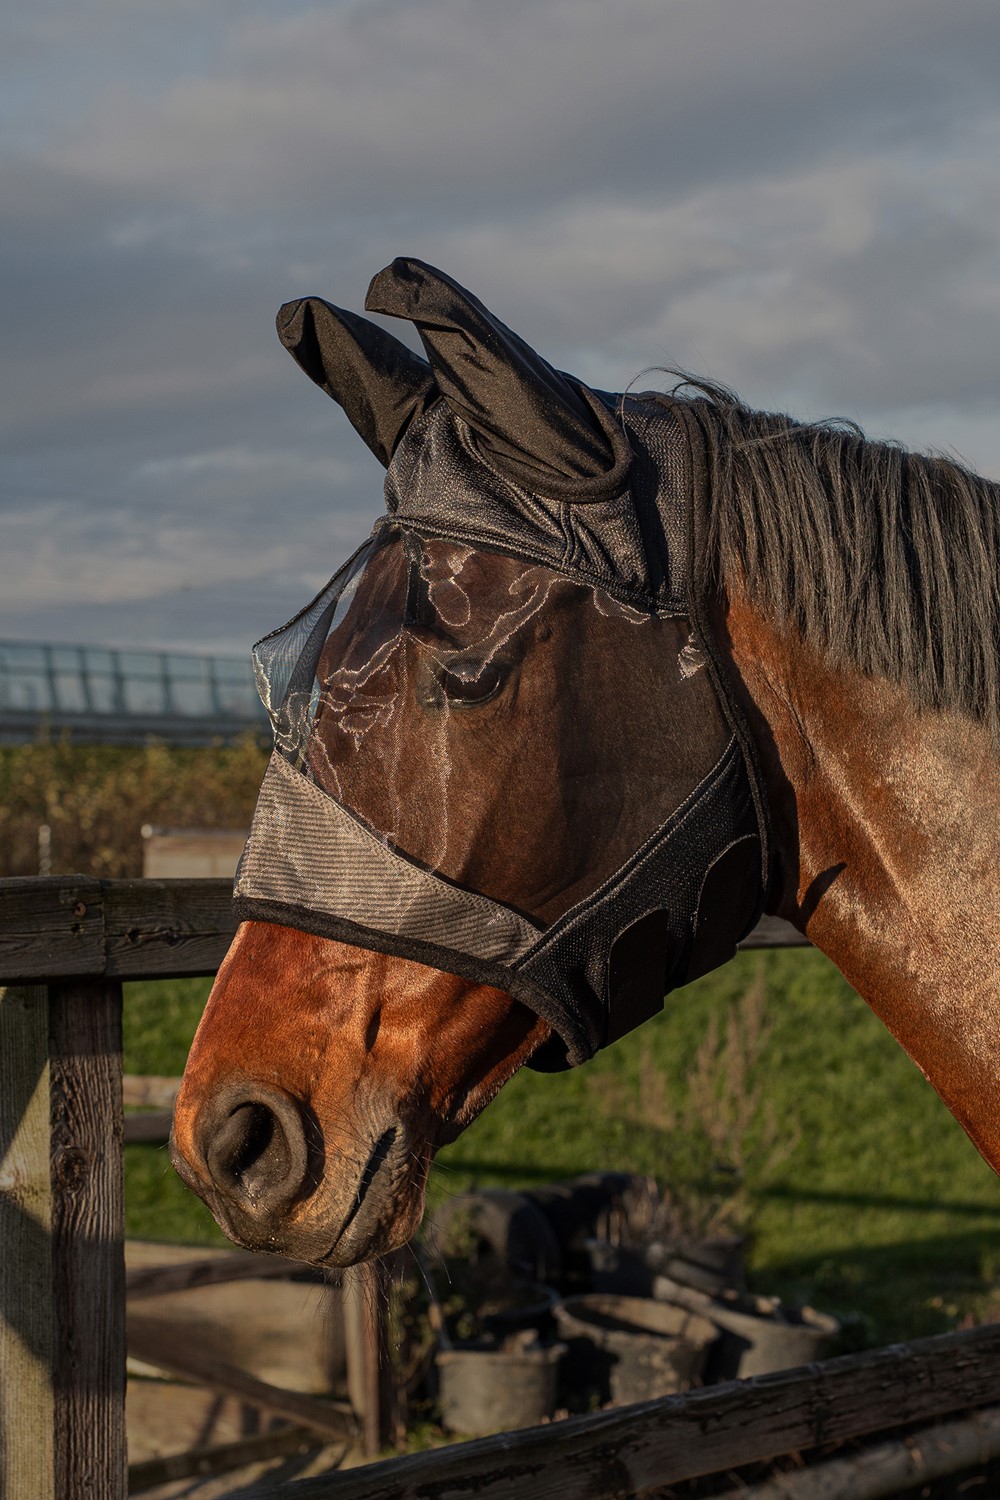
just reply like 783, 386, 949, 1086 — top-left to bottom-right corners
124, 945, 1000, 1350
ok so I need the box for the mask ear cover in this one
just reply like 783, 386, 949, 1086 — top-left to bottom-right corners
366, 257, 632, 502
276, 295, 438, 467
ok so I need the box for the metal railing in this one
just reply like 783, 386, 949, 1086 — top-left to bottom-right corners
0, 639, 267, 745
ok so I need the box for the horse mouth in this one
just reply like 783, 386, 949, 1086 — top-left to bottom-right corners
318, 1125, 428, 1266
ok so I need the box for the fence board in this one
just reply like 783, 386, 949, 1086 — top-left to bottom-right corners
0, 878, 237, 982
49, 978, 127, 1499
740, 913, 807, 948
247, 1322, 1000, 1500
0, 880, 104, 980
127, 1427, 328, 1494
0, 879, 807, 988
122, 1075, 181, 1108
103, 879, 238, 978
126, 1250, 326, 1299
123, 1112, 173, 1144
0, 985, 55, 1500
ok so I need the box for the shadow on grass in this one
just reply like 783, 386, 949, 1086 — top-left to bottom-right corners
426, 1159, 1000, 1348
753, 1227, 1000, 1349
757, 1182, 1000, 1219
434, 1157, 1000, 1219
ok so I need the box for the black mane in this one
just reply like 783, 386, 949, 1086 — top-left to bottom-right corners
668, 381, 1000, 736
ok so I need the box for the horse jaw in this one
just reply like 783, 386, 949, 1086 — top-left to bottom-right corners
170, 921, 549, 1266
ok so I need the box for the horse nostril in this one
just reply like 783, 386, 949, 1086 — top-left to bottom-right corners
201, 1087, 309, 1216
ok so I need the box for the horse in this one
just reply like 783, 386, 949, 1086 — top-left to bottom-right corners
170, 257, 1000, 1269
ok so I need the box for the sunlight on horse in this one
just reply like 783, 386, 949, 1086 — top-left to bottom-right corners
171, 258, 1000, 1266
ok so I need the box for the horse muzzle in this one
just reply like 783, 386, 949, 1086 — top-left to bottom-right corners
169, 1074, 426, 1265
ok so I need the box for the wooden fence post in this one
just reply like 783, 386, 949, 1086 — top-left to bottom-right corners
48, 978, 127, 1499
0, 985, 55, 1500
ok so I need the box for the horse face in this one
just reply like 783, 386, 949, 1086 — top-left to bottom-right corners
170, 533, 725, 1264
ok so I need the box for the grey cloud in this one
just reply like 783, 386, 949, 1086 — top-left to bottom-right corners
2, 0, 999, 651
44, 0, 1000, 218
0, 571, 324, 656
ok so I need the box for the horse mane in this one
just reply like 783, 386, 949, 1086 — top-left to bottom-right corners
660, 379, 1000, 737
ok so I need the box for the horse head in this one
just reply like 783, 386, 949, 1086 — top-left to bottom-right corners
169, 258, 773, 1264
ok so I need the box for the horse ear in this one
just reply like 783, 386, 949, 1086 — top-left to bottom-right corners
364, 259, 631, 501
276, 297, 438, 468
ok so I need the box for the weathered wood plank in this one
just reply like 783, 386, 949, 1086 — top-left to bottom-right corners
0, 985, 55, 1500
727, 1401, 1000, 1499
0, 878, 235, 982
740, 913, 809, 949
123, 1111, 173, 1144
343, 1262, 395, 1458
245, 1322, 1000, 1500
122, 1075, 181, 1109
127, 1315, 357, 1443
0, 880, 104, 981
103, 879, 237, 978
49, 978, 127, 1500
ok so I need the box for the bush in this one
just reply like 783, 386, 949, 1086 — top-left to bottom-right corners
0, 734, 268, 878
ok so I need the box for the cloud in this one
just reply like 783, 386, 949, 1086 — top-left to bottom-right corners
44, 0, 1000, 218
2, 0, 998, 649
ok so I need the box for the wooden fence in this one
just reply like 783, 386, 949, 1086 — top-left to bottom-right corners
2, 876, 998, 1499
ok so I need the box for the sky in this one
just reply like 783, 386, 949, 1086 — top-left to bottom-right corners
3, 0, 999, 654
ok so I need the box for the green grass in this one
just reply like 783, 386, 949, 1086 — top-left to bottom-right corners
124, 949, 1000, 1344
123, 976, 231, 1246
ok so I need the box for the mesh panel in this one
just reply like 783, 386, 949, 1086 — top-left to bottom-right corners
250, 526, 727, 926
253, 537, 377, 746
237, 383, 767, 1064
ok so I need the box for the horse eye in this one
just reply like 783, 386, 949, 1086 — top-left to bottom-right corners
429, 657, 505, 708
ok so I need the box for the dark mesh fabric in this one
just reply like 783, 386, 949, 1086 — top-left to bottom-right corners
247, 516, 729, 924
384, 395, 689, 613
515, 739, 760, 1066
235, 369, 768, 1067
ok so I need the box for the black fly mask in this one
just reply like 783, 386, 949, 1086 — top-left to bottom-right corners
234, 258, 770, 1069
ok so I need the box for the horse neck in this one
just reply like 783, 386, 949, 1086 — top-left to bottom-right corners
722, 589, 1000, 1171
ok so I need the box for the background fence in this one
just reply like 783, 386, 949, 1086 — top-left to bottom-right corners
3, 877, 1000, 1499
0, 639, 267, 746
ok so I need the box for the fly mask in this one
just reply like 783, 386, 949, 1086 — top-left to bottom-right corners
234, 258, 770, 1069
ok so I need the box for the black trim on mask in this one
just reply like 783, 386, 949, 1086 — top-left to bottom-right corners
676, 401, 772, 904
234, 734, 765, 1072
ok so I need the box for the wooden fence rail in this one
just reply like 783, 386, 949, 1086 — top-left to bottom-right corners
9, 877, 995, 1500
250, 1321, 1000, 1500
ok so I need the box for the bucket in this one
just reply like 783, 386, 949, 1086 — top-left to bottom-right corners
436, 1337, 565, 1436
554, 1293, 717, 1407
479, 1280, 559, 1338
653, 1276, 840, 1379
